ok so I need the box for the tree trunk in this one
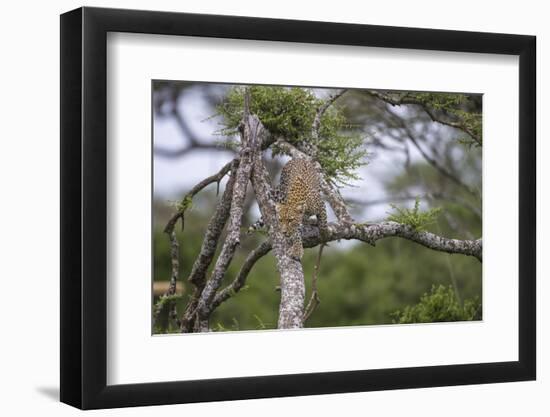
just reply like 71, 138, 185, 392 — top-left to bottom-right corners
243, 113, 306, 329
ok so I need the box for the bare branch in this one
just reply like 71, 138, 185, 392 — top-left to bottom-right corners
211, 241, 272, 310
195, 146, 254, 327
303, 243, 326, 323
152, 231, 182, 330
312, 89, 348, 141
154, 143, 234, 159
172, 105, 201, 146
164, 160, 234, 234
207, 214, 482, 320
186, 167, 237, 267
179, 161, 239, 331
383, 107, 479, 198
406, 128, 477, 197
154, 94, 237, 158
166, 231, 180, 295
158, 161, 236, 332
301, 221, 482, 262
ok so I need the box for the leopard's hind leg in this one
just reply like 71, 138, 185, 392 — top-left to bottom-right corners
313, 197, 329, 241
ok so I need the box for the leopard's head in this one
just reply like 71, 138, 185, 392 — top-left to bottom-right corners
276, 202, 304, 236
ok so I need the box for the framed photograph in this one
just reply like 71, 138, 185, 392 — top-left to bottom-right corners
60, 6, 536, 409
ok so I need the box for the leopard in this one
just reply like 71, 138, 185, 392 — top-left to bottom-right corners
275, 158, 328, 259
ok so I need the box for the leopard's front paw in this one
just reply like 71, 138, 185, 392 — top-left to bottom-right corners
319, 227, 329, 242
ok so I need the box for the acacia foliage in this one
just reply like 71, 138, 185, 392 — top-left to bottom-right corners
215, 86, 367, 184
406, 92, 482, 146
386, 197, 442, 231
391, 285, 481, 324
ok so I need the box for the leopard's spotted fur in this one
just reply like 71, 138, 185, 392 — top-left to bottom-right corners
276, 158, 328, 259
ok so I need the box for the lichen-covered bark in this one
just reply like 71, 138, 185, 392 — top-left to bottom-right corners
360, 222, 482, 261
245, 114, 307, 329
195, 148, 253, 328
179, 161, 239, 331
167, 231, 180, 295
187, 160, 239, 288
152, 230, 180, 328
301, 221, 482, 261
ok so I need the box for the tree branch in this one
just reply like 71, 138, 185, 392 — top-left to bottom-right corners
164, 160, 234, 234
209, 216, 481, 322
154, 143, 234, 159
154, 95, 237, 158
382, 107, 479, 198
152, 231, 181, 330
208, 216, 482, 321
185, 161, 239, 288
195, 145, 253, 329
179, 161, 239, 332
303, 243, 325, 323
301, 221, 482, 262
366, 90, 482, 146
312, 89, 348, 141
211, 241, 272, 310
404, 124, 478, 198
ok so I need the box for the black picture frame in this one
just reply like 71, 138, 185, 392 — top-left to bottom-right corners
60, 6, 536, 410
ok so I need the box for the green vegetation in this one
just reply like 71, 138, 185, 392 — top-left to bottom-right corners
215, 86, 367, 184
391, 285, 481, 324
386, 197, 442, 231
